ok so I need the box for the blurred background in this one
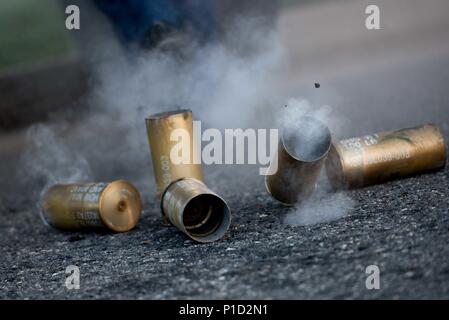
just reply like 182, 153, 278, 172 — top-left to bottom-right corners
1, 0, 449, 209
1, 0, 449, 300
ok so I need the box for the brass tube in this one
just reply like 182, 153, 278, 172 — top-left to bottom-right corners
41, 180, 142, 232
145, 109, 203, 196
265, 116, 332, 205
326, 124, 447, 189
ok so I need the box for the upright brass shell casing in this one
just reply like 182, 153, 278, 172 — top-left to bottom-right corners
265, 117, 332, 205
146, 109, 203, 196
161, 178, 231, 243
41, 180, 142, 232
326, 124, 447, 189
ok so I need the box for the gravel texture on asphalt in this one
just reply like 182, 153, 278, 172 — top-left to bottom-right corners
1, 159, 448, 299
2, 1, 449, 299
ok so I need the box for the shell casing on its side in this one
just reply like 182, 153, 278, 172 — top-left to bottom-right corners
161, 178, 231, 243
41, 180, 142, 232
146, 109, 203, 196
265, 117, 332, 205
326, 124, 447, 189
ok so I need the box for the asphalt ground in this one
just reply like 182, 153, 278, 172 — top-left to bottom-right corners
1, 0, 449, 299
1, 155, 448, 299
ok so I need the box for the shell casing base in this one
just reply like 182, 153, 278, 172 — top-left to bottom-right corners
41, 180, 142, 232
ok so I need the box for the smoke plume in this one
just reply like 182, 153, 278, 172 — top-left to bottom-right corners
19, 10, 354, 226
284, 179, 355, 227
278, 98, 355, 226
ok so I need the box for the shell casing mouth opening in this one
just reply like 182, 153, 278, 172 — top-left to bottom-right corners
282, 116, 332, 162
182, 194, 231, 242
265, 117, 331, 205
146, 109, 191, 121
161, 178, 231, 243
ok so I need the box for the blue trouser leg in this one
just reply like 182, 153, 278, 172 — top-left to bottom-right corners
94, 0, 216, 47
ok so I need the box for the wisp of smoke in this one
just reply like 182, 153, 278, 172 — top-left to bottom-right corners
22, 124, 91, 188
20, 124, 91, 220
20, 16, 286, 205
284, 188, 355, 227
279, 98, 333, 134
278, 98, 355, 226
20, 13, 353, 228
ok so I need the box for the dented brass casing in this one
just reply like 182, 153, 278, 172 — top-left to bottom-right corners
145, 109, 203, 196
41, 180, 142, 232
265, 117, 332, 205
326, 124, 447, 189
161, 178, 231, 243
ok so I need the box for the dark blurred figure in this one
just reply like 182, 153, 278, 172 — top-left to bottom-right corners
93, 0, 217, 50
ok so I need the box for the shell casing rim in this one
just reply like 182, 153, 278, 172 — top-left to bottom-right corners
161, 178, 232, 243
265, 119, 331, 205
146, 109, 192, 121
280, 116, 332, 163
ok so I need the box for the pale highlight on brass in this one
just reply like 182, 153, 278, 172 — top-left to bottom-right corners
146, 109, 203, 195
265, 117, 332, 205
326, 124, 447, 189
161, 178, 231, 243
41, 180, 142, 232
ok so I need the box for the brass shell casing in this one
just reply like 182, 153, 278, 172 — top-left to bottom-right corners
41, 180, 142, 232
161, 178, 231, 243
146, 109, 203, 196
265, 117, 332, 205
326, 124, 447, 189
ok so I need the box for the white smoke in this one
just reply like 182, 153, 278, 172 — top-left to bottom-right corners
91, 19, 285, 130
279, 98, 340, 138
19, 13, 354, 226
20, 123, 92, 220
19, 16, 286, 201
278, 98, 355, 226
284, 181, 355, 226
22, 124, 91, 188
